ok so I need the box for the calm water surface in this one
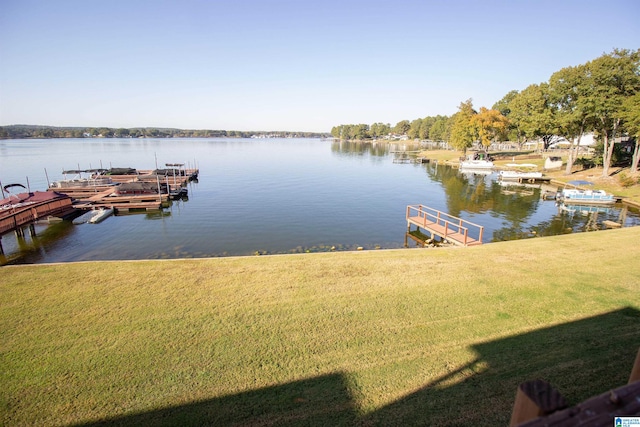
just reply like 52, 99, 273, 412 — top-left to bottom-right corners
1, 137, 638, 264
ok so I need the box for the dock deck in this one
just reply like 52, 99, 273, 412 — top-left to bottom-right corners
0, 191, 74, 237
406, 204, 484, 247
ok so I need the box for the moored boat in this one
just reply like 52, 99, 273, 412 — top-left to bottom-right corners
49, 169, 113, 189
557, 188, 616, 205
460, 152, 494, 169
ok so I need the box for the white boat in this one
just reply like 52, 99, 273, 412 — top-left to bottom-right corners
499, 170, 543, 180
89, 208, 114, 223
459, 152, 494, 169
557, 188, 616, 205
460, 159, 494, 169
559, 203, 613, 215
459, 167, 493, 176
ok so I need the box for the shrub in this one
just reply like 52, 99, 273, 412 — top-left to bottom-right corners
617, 171, 639, 187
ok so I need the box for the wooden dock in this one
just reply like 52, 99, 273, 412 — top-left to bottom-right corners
0, 191, 76, 254
73, 187, 169, 211
406, 204, 484, 247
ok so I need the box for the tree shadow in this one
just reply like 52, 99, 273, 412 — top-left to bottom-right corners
73, 307, 640, 427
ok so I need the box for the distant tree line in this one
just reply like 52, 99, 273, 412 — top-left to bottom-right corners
0, 125, 327, 140
330, 116, 450, 142
332, 49, 640, 177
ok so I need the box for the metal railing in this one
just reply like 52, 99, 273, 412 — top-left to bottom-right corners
406, 204, 484, 246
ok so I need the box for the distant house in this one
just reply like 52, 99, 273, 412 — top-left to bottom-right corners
548, 133, 596, 149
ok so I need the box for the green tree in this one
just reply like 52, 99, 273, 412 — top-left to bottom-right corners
428, 116, 449, 141
585, 49, 640, 177
509, 83, 555, 148
492, 90, 518, 117
419, 116, 436, 140
449, 99, 477, 152
370, 122, 390, 138
407, 118, 422, 139
549, 63, 592, 175
116, 128, 130, 137
620, 92, 640, 172
393, 120, 410, 135
351, 124, 370, 140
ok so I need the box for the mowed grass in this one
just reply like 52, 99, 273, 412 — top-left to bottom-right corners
2, 228, 640, 426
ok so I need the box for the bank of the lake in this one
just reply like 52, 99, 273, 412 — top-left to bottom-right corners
424, 148, 640, 202
2, 138, 640, 265
2, 227, 639, 426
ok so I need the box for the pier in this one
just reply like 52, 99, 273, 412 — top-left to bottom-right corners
406, 204, 484, 247
0, 191, 75, 255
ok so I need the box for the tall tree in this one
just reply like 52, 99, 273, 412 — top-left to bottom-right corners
429, 116, 449, 141
370, 122, 390, 138
492, 90, 520, 142
509, 83, 555, 148
449, 99, 477, 152
584, 49, 640, 177
393, 120, 411, 135
470, 107, 509, 148
419, 116, 436, 140
620, 92, 640, 173
548, 64, 592, 175
407, 118, 423, 139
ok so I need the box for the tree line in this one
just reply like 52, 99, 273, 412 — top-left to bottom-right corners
332, 48, 640, 177
0, 125, 327, 140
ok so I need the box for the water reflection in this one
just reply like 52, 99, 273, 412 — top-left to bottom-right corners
1, 221, 75, 265
2, 138, 639, 264
331, 140, 424, 158
421, 162, 640, 243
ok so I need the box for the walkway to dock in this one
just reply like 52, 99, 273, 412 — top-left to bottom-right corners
406, 204, 484, 247
0, 191, 75, 254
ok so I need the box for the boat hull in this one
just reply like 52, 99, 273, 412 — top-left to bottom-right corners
460, 160, 494, 169
558, 189, 616, 205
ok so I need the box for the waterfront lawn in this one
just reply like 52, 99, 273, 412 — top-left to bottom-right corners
2, 227, 640, 426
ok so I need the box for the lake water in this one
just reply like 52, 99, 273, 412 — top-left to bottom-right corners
1, 137, 639, 265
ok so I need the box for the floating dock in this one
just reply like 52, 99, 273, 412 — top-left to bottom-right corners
406, 204, 484, 247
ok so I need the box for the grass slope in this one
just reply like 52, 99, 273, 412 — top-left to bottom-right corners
2, 228, 640, 426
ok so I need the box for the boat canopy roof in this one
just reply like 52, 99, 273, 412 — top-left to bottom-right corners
62, 169, 108, 174
106, 167, 137, 175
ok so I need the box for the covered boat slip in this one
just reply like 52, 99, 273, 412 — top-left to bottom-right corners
406, 204, 484, 247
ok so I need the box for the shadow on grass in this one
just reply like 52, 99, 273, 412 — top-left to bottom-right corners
74, 307, 640, 427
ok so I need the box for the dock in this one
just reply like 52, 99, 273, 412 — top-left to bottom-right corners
0, 191, 75, 255
516, 176, 550, 184
393, 157, 430, 164
406, 204, 484, 247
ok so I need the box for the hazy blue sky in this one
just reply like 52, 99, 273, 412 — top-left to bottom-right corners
1, 0, 638, 132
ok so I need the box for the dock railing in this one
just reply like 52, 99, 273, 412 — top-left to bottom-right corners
406, 204, 484, 246
0, 197, 73, 235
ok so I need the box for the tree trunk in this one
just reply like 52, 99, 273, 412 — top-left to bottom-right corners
602, 119, 620, 177
564, 135, 582, 175
631, 141, 640, 173
602, 132, 611, 177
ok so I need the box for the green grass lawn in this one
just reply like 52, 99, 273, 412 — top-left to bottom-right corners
2, 228, 640, 426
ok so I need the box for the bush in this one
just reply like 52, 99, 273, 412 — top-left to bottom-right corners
617, 171, 639, 187
575, 157, 596, 169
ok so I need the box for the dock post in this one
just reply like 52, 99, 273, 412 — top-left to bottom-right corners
0, 236, 4, 256
15, 227, 24, 238
29, 224, 36, 238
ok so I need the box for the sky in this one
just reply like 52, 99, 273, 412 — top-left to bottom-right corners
1, 0, 639, 133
